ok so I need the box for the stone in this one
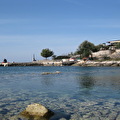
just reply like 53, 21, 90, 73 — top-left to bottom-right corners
70, 113, 83, 120
41, 72, 52, 75
116, 114, 120, 120
8, 115, 28, 120
55, 71, 61, 74
41, 71, 61, 75
75, 60, 120, 67
21, 103, 54, 119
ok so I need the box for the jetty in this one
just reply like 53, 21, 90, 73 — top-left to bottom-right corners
0, 62, 43, 67
1, 60, 120, 67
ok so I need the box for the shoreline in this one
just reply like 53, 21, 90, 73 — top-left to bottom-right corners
1, 60, 120, 67
72, 60, 120, 67
0, 62, 43, 67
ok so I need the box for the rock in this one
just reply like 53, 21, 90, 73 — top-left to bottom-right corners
55, 71, 61, 74
59, 118, 67, 120
41, 71, 61, 75
21, 103, 54, 119
8, 115, 28, 120
75, 60, 120, 67
70, 113, 82, 120
41, 72, 52, 75
116, 114, 120, 120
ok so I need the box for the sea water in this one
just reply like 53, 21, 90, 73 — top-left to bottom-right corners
0, 66, 120, 120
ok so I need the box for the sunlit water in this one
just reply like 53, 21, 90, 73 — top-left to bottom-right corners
0, 66, 120, 120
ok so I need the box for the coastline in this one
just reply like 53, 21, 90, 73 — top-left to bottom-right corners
72, 60, 120, 67
1, 60, 120, 67
0, 62, 43, 67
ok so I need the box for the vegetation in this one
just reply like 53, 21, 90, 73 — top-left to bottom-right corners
76, 40, 97, 58
40, 40, 120, 61
95, 43, 109, 51
41, 48, 54, 59
53, 55, 70, 60
3, 59, 7, 63
114, 43, 120, 49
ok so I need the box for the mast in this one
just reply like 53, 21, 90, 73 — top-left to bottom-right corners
32, 54, 36, 61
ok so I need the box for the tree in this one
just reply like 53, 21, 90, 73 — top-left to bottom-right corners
41, 48, 54, 59
96, 43, 109, 51
114, 42, 120, 49
53, 55, 70, 60
76, 40, 96, 58
52, 55, 57, 60
3, 59, 7, 63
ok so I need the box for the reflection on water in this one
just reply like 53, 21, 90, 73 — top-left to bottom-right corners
41, 75, 55, 87
0, 66, 120, 119
80, 75, 95, 89
77, 75, 95, 96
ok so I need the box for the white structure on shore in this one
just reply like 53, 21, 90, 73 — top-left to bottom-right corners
107, 40, 120, 44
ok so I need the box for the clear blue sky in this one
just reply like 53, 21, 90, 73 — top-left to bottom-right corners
0, 0, 120, 62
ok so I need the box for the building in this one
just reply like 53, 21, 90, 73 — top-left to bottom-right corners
107, 40, 120, 50
107, 40, 120, 44
92, 40, 120, 60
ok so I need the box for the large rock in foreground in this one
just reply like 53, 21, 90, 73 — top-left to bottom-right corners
21, 103, 54, 119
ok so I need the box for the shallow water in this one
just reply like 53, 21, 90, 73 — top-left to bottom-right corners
0, 66, 120, 120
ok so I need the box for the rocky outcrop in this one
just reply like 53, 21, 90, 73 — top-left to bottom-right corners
109, 49, 120, 59
92, 49, 120, 60
74, 61, 120, 67
21, 103, 54, 119
92, 50, 111, 58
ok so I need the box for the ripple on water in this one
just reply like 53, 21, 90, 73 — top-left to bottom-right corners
0, 66, 120, 120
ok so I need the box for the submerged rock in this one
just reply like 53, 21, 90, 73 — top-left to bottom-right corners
55, 71, 61, 74
41, 72, 52, 75
21, 103, 54, 119
41, 71, 61, 75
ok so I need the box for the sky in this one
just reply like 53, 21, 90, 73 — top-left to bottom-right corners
0, 0, 120, 62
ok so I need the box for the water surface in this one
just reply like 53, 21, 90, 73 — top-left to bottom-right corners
0, 66, 120, 120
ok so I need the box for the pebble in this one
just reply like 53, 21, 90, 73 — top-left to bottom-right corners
0, 91, 120, 120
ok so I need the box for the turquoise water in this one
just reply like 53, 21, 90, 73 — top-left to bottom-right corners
0, 66, 120, 120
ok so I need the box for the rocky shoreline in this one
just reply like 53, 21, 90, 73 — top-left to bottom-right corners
73, 60, 120, 67
0, 60, 120, 67
0, 62, 43, 67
